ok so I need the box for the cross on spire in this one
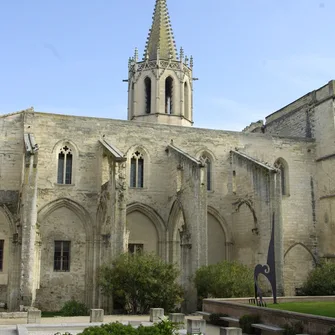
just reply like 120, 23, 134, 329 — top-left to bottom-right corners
143, 0, 177, 61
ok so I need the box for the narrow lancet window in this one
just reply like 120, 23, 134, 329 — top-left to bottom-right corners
57, 146, 73, 184
165, 77, 173, 114
144, 77, 151, 114
275, 158, 289, 196
184, 82, 189, 119
130, 151, 144, 188
201, 155, 212, 191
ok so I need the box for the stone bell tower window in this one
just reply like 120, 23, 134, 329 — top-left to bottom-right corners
57, 146, 73, 184
130, 151, 144, 188
184, 82, 189, 119
144, 77, 151, 114
165, 77, 173, 114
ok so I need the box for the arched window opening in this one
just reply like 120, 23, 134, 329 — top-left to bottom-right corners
57, 146, 73, 184
130, 151, 144, 188
184, 82, 189, 119
165, 77, 173, 114
201, 155, 212, 191
275, 158, 289, 196
144, 77, 151, 114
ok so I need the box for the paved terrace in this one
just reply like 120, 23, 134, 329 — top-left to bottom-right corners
0, 315, 221, 335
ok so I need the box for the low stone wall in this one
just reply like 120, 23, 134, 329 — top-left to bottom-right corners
209, 296, 335, 304
0, 311, 27, 318
203, 298, 335, 335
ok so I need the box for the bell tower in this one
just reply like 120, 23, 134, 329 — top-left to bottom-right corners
127, 0, 194, 126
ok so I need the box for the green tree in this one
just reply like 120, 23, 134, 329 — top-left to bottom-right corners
194, 261, 254, 300
301, 262, 335, 296
99, 253, 183, 314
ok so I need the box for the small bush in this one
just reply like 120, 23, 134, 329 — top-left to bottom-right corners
282, 321, 304, 335
209, 313, 229, 326
239, 314, 260, 334
301, 262, 335, 296
59, 299, 89, 316
194, 261, 254, 300
70, 319, 178, 335
99, 253, 183, 314
328, 326, 335, 335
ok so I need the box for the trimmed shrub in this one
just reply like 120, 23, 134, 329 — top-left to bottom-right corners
282, 321, 304, 335
209, 313, 229, 326
194, 261, 254, 300
99, 253, 183, 314
239, 314, 260, 334
59, 299, 89, 316
66, 319, 179, 335
301, 262, 335, 296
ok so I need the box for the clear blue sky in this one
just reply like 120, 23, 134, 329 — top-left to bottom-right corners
0, 0, 333, 130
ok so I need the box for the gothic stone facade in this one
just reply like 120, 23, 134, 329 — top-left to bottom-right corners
1, 0, 335, 313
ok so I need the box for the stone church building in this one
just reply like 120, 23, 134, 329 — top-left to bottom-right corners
0, 0, 334, 312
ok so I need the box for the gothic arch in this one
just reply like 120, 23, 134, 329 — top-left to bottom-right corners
126, 144, 150, 160
0, 205, 17, 235
284, 242, 316, 263
196, 149, 216, 191
126, 202, 166, 259
36, 198, 94, 310
126, 202, 166, 243
38, 198, 94, 236
168, 199, 187, 241
283, 242, 316, 295
207, 206, 231, 243
126, 145, 150, 188
52, 140, 79, 185
195, 148, 217, 161
52, 139, 79, 155
274, 157, 290, 196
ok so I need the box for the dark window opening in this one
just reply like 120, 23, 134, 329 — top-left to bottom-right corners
206, 159, 211, 191
0, 240, 4, 271
128, 243, 144, 254
144, 77, 151, 114
165, 77, 173, 114
130, 151, 144, 188
279, 165, 286, 195
184, 82, 189, 119
57, 146, 73, 184
54, 241, 70, 272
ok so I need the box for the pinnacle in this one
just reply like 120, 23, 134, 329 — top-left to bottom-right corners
143, 0, 177, 61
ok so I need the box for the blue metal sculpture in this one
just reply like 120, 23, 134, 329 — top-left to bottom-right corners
254, 212, 277, 305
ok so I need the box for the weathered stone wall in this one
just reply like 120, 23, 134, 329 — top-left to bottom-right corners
0, 108, 319, 310
264, 81, 333, 138
0, 112, 24, 311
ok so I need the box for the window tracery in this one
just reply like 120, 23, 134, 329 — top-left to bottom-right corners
130, 151, 144, 188
57, 145, 73, 184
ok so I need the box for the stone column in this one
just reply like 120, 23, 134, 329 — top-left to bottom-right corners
111, 160, 128, 257
20, 153, 38, 306
179, 162, 207, 312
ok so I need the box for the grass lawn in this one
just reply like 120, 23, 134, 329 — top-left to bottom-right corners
268, 301, 335, 318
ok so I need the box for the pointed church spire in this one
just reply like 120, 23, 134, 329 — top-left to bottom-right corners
143, 0, 177, 61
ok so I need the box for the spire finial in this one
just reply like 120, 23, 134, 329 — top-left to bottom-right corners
143, 0, 177, 61
134, 47, 138, 62
180, 47, 184, 62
